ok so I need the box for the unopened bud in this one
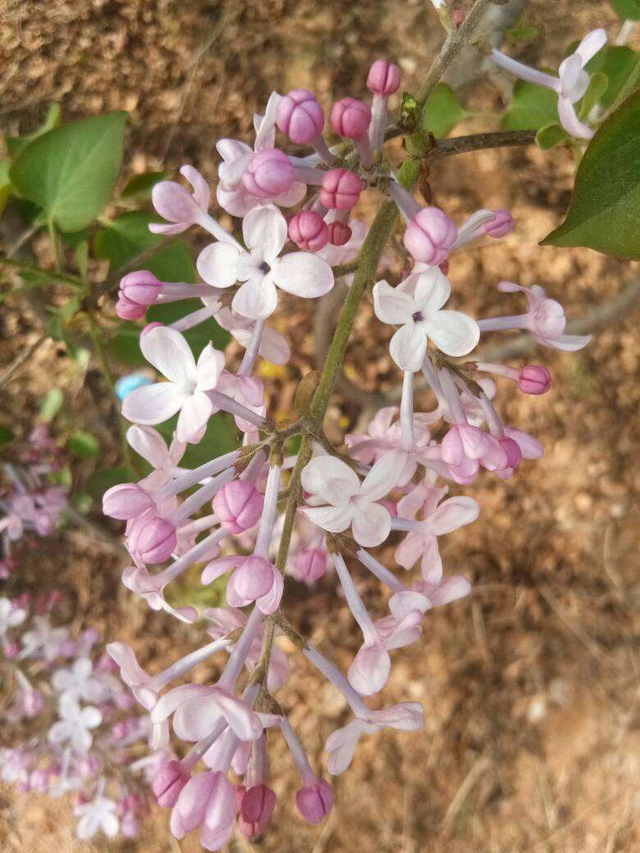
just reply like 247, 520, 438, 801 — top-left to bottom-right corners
277, 89, 324, 144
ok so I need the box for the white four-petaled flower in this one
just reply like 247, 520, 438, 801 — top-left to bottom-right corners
48, 693, 102, 754
196, 205, 334, 320
300, 451, 404, 547
373, 267, 479, 371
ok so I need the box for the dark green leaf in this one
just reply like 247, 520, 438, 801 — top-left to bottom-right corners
4, 105, 62, 158
68, 430, 100, 458
502, 79, 559, 130
612, 0, 640, 20
421, 83, 467, 138
120, 171, 172, 200
586, 46, 640, 108
10, 112, 127, 232
0, 160, 11, 217
0, 425, 14, 445
86, 466, 134, 500
94, 211, 160, 269
542, 89, 640, 258
40, 389, 64, 421
156, 413, 240, 467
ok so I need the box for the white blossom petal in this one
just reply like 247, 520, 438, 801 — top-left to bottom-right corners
389, 323, 427, 372
232, 277, 279, 320
422, 310, 479, 357
123, 383, 187, 425
197, 242, 240, 288
242, 205, 287, 261
373, 280, 416, 325
351, 503, 391, 547
271, 253, 334, 298
302, 456, 361, 505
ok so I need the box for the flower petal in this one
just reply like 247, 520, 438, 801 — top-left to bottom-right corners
348, 642, 391, 696
557, 96, 594, 140
426, 496, 480, 535
302, 456, 360, 505
373, 280, 416, 325
141, 326, 197, 383
122, 383, 186, 425
271, 253, 334, 298
196, 344, 225, 391
242, 205, 287, 261
197, 242, 240, 288
176, 392, 213, 443
232, 277, 279, 320
422, 310, 479, 357
360, 450, 405, 501
414, 267, 451, 314
300, 505, 353, 534
574, 28, 607, 65
490, 49, 560, 91
389, 323, 427, 372
351, 503, 391, 547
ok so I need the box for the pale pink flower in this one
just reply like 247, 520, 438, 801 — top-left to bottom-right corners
48, 694, 102, 754
492, 29, 607, 139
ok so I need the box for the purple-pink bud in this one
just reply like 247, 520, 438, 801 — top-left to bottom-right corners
320, 169, 362, 211
296, 779, 333, 824
484, 209, 514, 239
213, 480, 263, 534
103, 483, 153, 520
518, 364, 552, 395
242, 148, 295, 200
293, 547, 328, 583
119, 270, 162, 307
238, 784, 277, 839
134, 516, 177, 563
330, 98, 372, 139
367, 59, 401, 95
276, 89, 324, 144
288, 212, 329, 252
152, 760, 189, 808
499, 437, 522, 469
328, 221, 352, 246
116, 294, 147, 321
404, 207, 458, 266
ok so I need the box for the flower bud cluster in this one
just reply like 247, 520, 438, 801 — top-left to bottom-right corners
101, 59, 590, 848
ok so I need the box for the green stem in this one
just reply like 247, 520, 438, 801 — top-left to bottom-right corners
309, 201, 399, 421
47, 220, 63, 273
88, 320, 135, 472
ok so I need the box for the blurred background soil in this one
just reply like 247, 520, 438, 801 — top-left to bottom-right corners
1, 1, 639, 851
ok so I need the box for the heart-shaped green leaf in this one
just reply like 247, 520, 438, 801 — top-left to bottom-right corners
10, 112, 127, 232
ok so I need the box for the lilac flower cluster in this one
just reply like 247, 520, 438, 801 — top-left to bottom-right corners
0, 593, 164, 840
103, 57, 591, 848
0, 426, 68, 579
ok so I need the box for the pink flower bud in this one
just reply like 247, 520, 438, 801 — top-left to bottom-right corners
133, 516, 177, 563
518, 364, 552, 395
296, 778, 333, 824
116, 294, 147, 321
404, 207, 458, 266
277, 89, 324, 144
292, 547, 328, 583
320, 169, 362, 211
238, 784, 277, 838
213, 481, 264, 534
288, 211, 329, 252
241, 149, 295, 200
328, 221, 352, 246
499, 437, 522, 469
330, 98, 372, 139
103, 483, 153, 520
484, 209, 514, 239
153, 760, 190, 808
119, 270, 162, 307
367, 59, 401, 95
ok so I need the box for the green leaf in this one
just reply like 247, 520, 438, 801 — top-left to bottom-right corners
506, 19, 540, 45
68, 430, 100, 458
120, 171, 172, 200
75, 242, 89, 280
156, 412, 240, 468
4, 105, 62, 157
586, 46, 640, 108
0, 160, 11, 218
40, 388, 64, 422
612, 0, 640, 20
542, 89, 640, 259
0, 425, 14, 445
86, 466, 133, 500
94, 211, 159, 269
535, 122, 570, 150
502, 79, 559, 130
9, 112, 127, 232
578, 72, 609, 120
421, 84, 467, 138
